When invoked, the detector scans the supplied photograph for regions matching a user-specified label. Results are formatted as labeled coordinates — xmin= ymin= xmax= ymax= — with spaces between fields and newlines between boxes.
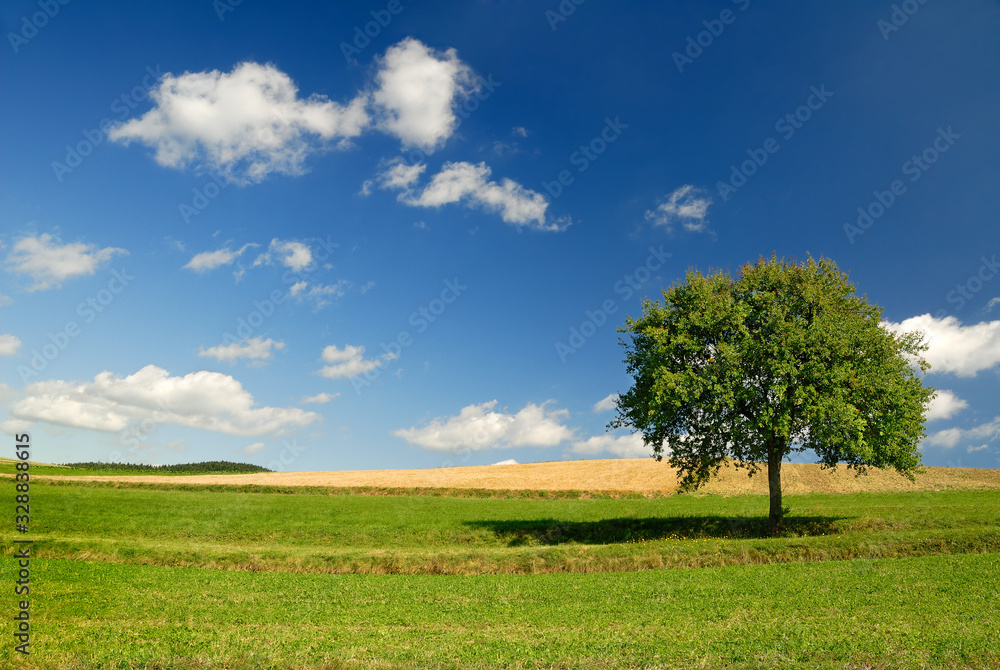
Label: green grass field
xmin=2 ymin=476 xmax=999 ymax=668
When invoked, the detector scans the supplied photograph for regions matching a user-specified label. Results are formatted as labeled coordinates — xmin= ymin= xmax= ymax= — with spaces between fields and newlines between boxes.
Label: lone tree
xmin=611 ymin=255 xmax=934 ymax=533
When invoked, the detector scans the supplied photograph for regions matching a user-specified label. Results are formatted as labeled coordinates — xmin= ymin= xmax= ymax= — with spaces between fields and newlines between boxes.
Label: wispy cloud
xmin=317 ymin=344 xmax=395 ymax=379
xmin=644 ymin=185 xmax=712 ymax=233
xmin=592 ymin=393 xmax=618 ymax=413
xmin=198 ymin=337 xmax=285 ymax=364
xmin=183 ymin=243 xmax=257 ymax=272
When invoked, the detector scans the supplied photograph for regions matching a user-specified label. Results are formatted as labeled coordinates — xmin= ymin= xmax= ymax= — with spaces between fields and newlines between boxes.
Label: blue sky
xmin=2 ymin=0 xmax=999 ymax=472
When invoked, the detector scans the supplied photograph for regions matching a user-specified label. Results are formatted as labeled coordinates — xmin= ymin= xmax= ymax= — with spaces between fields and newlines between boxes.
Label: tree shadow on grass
xmin=466 ymin=515 xmax=844 ymax=546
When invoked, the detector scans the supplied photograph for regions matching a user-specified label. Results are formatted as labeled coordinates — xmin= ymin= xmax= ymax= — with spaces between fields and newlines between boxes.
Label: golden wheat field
xmin=35 ymin=459 xmax=1000 ymax=495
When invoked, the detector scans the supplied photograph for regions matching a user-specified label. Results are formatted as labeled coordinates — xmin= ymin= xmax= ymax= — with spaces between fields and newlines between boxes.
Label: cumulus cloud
xmin=370 ymin=37 xmax=478 ymax=152
xmin=392 ymin=400 xmax=573 ymax=451
xmin=317 ymin=344 xmax=395 ymax=379
xmin=570 ymin=433 xmax=650 ymax=459
xmin=645 ymin=185 xmax=712 ymax=233
xmin=108 ymin=39 xmax=482 ymax=184
xmin=0 ymin=334 xmax=21 ymax=357
xmin=5 ymin=233 xmax=127 ymax=291
xmin=925 ymin=390 xmax=969 ymax=422
xmin=183 ymin=243 xmax=256 ymax=272
xmin=925 ymin=417 xmax=1000 ymax=450
xmin=253 ymin=239 xmax=313 ymax=271
xmin=882 ymin=314 xmax=1000 ymax=377
xmin=108 ymin=62 xmax=369 ymax=184
xmin=302 ymin=392 xmax=339 ymax=404
xmin=198 ymin=337 xmax=285 ymax=364
xmin=9 ymin=365 xmax=320 ymax=436
xmin=593 ymin=393 xmax=618 ymax=413
xmin=373 ymin=159 xmax=559 ymax=230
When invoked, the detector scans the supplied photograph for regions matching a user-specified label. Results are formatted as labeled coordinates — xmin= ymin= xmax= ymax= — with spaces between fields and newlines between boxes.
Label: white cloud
xmin=925 ymin=427 xmax=962 ymax=449
xmin=253 ymin=239 xmax=313 ymax=271
xmin=317 ymin=344 xmax=395 ymax=379
xmin=243 ymin=442 xmax=266 ymax=455
xmin=9 ymin=365 xmax=320 ymax=436
xmin=5 ymin=233 xmax=127 ymax=291
xmin=376 ymin=160 xmax=427 ymax=190
xmin=987 ymin=297 xmax=1000 ymax=312
xmin=0 ymin=294 xmax=12 ymax=306
xmin=925 ymin=390 xmax=968 ymax=421
xmin=0 ymin=334 xmax=21 ymax=357
xmin=392 ymin=400 xmax=573 ymax=451
xmin=291 ymin=280 xmax=351 ymax=309
xmin=183 ymin=243 xmax=256 ymax=272
xmin=645 ymin=185 xmax=712 ymax=233
xmin=593 ymin=393 xmax=618 ymax=413
xmin=491 ymin=458 xmax=519 ymax=465
xmin=370 ymin=37 xmax=478 ymax=152
xmin=967 ymin=444 xmax=990 ymax=454
xmin=198 ymin=337 xmax=285 ymax=364
xmin=882 ymin=314 xmax=1000 ymax=377
xmin=511 ymin=126 xmax=528 ymax=138
xmin=570 ymin=433 xmax=649 ymax=459
xmin=302 ymin=392 xmax=339 ymax=404
xmin=925 ymin=417 xmax=1000 ymax=450
xmin=109 ymin=61 xmax=369 ymax=184
xmin=0 ymin=420 xmax=33 ymax=436
xmin=375 ymin=160 xmax=559 ymax=230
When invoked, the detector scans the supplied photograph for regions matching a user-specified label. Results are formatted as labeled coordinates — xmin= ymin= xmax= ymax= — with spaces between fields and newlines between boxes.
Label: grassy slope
xmin=1 ymin=553 xmax=996 ymax=669
xmin=4 ymin=481 xmax=999 ymax=574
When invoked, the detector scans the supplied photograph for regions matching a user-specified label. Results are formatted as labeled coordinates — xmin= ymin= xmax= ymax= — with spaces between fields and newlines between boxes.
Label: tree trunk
xmin=767 ymin=444 xmax=783 ymax=535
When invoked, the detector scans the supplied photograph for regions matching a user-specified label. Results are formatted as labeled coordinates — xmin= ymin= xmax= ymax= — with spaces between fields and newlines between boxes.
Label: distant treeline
xmin=60 ymin=461 xmax=273 ymax=473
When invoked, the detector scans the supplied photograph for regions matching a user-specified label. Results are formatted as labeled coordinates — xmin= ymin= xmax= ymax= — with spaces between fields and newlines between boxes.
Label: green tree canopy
xmin=611 ymin=254 xmax=934 ymax=532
